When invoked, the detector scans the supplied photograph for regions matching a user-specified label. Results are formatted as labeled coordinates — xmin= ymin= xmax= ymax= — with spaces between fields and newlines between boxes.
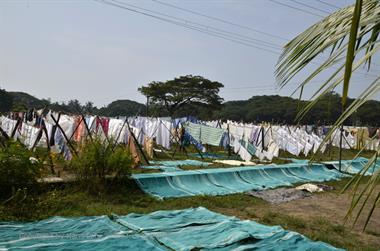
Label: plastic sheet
xmin=323 ymin=157 xmax=379 ymax=175
xmin=0 ymin=207 xmax=343 ymax=250
xmin=133 ymin=163 xmax=346 ymax=199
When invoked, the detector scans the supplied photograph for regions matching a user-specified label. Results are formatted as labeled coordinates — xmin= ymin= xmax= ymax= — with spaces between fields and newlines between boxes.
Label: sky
xmin=1 ymin=0 xmax=379 ymax=107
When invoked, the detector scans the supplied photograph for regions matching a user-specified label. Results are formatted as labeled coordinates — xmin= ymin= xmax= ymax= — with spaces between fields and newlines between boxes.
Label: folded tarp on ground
xmin=150 ymin=159 xmax=211 ymax=167
xmin=133 ymin=163 xmax=346 ymax=199
xmin=141 ymin=159 xmax=212 ymax=172
xmin=140 ymin=165 xmax=182 ymax=172
xmin=323 ymin=157 xmax=380 ymax=175
xmin=283 ymin=158 xmax=310 ymax=164
xmin=190 ymin=152 xmax=241 ymax=160
xmin=0 ymin=207 xmax=343 ymax=250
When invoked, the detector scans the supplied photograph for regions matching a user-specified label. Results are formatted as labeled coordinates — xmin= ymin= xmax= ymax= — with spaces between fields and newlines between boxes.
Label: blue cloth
xmin=172 ymin=116 xmax=198 ymax=128
xmin=183 ymin=131 xmax=205 ymax=151
xmin=0 ymin=208 xmax=343 ymax=250
xmin=133 ymin=163 xmax=347 ymax=199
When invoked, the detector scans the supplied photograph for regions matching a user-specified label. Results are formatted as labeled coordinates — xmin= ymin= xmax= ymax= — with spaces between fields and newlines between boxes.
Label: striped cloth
xmin=183 ymin=122 xmax=225 ymax=146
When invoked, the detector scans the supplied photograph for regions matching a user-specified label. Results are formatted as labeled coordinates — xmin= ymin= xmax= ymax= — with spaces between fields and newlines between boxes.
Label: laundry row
xmin=2 ymin=111 xmax=380 ymax=163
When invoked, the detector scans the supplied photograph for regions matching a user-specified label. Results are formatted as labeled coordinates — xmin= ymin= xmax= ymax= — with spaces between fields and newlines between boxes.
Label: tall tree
xmin=66 ymin=99 xmax=83 ymax=114
xmin=138 ymin=75 xmax=224 ymax=117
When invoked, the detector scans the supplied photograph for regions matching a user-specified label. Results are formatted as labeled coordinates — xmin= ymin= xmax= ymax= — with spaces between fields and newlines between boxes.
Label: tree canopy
xmin=0 ymin=88 xmax=13 ymax=113
xmin=138 ymin=75 xmax=224 ymax=117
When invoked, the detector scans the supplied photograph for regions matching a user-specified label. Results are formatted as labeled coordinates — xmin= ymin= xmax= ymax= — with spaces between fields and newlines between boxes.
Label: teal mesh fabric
xmin=0 ymin=215 xmax=165 ymax=251
xmin=0 ymin=207 xmax=343 ymax=250
xmin=133 ymin=164 xmax=347 ymax=199
xmin=116 ymin=207 xmax=344 ymax=251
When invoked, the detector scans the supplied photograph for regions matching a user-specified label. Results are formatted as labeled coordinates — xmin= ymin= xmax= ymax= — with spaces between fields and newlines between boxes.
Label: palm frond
xmin=276 ymin=0 xmax=380 ymax=88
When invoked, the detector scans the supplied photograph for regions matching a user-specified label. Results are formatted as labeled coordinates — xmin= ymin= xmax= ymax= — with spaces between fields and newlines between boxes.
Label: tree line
xmin=1 ymin=75 xmax=379 ymax=126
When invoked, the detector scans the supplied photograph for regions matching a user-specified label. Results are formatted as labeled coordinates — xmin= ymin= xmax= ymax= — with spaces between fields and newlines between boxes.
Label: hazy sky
xmin=1 ymin=0 xmax=379 ymax=107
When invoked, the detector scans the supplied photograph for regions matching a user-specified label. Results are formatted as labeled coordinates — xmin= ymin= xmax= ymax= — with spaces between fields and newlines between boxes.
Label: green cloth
xmin=240 ymin=139 xmax=257 ymax=155
xmin=0 ymin=207 xmax=343 ymax=250
xmin=183 ymin=122 xmax=225 ymax=146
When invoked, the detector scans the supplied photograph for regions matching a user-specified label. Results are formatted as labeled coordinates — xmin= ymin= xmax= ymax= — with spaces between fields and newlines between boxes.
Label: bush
xmin=70 ymin=138 xmax=132 ymax=192
xmin=0 ymin=141 xmax=43 ymax=199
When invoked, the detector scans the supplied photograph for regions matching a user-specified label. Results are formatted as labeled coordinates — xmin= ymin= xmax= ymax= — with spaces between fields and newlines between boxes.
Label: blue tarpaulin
xmin=133 ymin=163 xmax=346 ymax=199
xmin=323 ymin=157 xmax=380 ymax=175
xmin=0 ymin=207 xmax=343 ymax=250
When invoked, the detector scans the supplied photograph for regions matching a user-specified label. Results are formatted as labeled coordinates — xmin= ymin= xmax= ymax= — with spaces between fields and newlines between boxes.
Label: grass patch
xmin=0 ymin=177 xmax=379 ymax=250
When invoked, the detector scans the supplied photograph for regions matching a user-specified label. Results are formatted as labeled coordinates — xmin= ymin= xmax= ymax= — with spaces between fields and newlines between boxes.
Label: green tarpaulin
xmin=0 ymin=207 xmax=343 ymax=250
xmin=133 ymin=163 xmax=347 ymax=199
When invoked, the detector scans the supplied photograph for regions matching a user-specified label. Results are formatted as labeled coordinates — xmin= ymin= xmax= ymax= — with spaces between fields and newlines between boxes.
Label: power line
xmin=268 ymin=0 xmax=325 ymax=18
xmin=152 ymin=0 xmax=380 ymax=70
xmin=314 ymin=0 xmax=340 ymax=10
xmin=152 ymin=0 xmax=289 ymax=41
xmin=95 ymin=0 xmax=282 ymax=54
xmin=289 ymin=0 xmax=331 ymax=15
xmin=119 ymin=0 xmax=282 ymax=49
xmin=97 ymin=0 xmax=283 ymax=52
xmin=96 ymin=0 xmax=378 ymax=78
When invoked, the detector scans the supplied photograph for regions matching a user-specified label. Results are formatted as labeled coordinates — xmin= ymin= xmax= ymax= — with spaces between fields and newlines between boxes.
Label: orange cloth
xmin=144 ymin=136 xmax=154 ymax=158
xmin=128 ymin=136 xmax=141 ymax=167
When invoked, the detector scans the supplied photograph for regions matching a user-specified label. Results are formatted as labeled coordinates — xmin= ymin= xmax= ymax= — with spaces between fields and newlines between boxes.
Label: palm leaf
xmin=276 ymin=0 xmax=380 ymax=230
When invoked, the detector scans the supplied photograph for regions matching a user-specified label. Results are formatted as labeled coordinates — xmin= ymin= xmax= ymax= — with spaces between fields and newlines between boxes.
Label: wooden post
xmin=81 ymin=114 xmax=93 ymax=142
xmin=111 ymin=117 xmax=128 ymax=152
xmin=51 ymin=113 xmax=78 ymax=157
xmin=339 ymin=125 xmax=344 ymax=172
xmin=10 ymin=118 xmax=22 ymax=138
xmin=31 ymin=128 xmax=43 ymax=151
xmin=0 ymin=127 xmax=9 ymax=140
xmin=126 ymin=120 xmax=150 ymax=165
xmin=41 ymin=120 xmax=55 ymax=175
xmin=227 ymin=123 xmax=231 ymax=157
xmin=68 ymin=116 xmax=84 ymax=142
xmin=261 ymin=126 xmax=265 ymax=152
xmin=49 ymin=113 xmax=61 ymax=146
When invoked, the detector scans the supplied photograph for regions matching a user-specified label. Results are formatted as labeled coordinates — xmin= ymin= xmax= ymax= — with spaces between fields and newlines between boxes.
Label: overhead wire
xmin=115 ymin=0 xmax=282 ymax=49
xmin=95 ymin=0 xmax=282 ymax=53
xmin=151 ymin=0 xmax=380 ymax=71
xmin=289 ymin=0 xmax=332 ymax=15
xmin=267 ymin=0 xmax=325 ymax=18
xmin=314 ymin=0 xmax=341 ymax=10
xmin=151 ymin=0 xmax=289 ymax=41
xmin=95 ymin=0 xmax=378 ymax=78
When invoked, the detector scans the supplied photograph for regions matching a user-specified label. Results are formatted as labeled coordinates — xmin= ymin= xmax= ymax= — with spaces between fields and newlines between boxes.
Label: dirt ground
xmin=269 ymin=187 xmax=380 ymax=247
xmin=213 ymin=182 xmax=380 ymax=250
